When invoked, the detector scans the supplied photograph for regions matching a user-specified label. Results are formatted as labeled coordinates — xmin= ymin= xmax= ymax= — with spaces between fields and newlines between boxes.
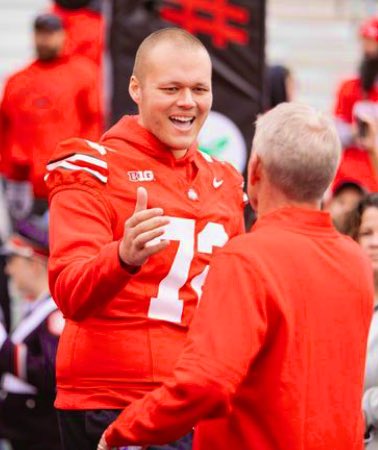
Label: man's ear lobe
xmin=129 ymin=76 xmax=140 ymax=104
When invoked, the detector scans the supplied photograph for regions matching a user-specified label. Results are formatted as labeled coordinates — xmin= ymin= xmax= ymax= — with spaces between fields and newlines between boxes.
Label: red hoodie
xmin=0 ymin=56 xmax=103 ymax=198
xmin=333 ymin=77 xmax=378 ymax=191
xmin=46 ymin=115 xmax=245 ymax=409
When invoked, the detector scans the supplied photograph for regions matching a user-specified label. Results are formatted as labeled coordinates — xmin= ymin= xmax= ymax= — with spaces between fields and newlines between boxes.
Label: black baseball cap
xmin=34 ymin=13 xmax=63 ymax=32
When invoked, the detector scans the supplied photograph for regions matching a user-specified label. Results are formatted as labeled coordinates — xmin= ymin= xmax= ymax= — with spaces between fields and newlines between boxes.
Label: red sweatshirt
xmin=0 ymin=56 xmax=103 ymax=198
xmin=46 ymin=115 xmax=245 ymax=409
xmin=105 ymin=207 xmax=373 ymax=450
xmin=52 ymin=5 xmax=104 ymax=67
xmin=334 ymin=77 xmax=378 ymax=191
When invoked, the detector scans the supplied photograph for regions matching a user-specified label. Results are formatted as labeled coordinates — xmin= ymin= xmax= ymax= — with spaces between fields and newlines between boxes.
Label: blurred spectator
xmin=324 ymin=179 xmax=366 ymax=232
xmin=265 ymin=64 xmax=295 ymax=110
xmin=0 ymin=214 xmax=64 ymax=450
xmin=52 ymin=1 xmax=104 ymax=67
xmin=0 ymin=12 xmax=103 ymax=220
xmin=333 ymin=15 xmax=378 ymax=192
xmin=347 ymin=193 xmax=378 ymax=449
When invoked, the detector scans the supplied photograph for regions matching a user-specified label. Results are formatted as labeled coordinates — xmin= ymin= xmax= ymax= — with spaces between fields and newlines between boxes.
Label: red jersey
xmin=0 ymin=56 xmax=103 ymax=198
xmin=334 ymin=77 xmax=378 ymax=191
xmin=46 ymin=115 xmax=245 ymax=409
xmin=105 ymin=207 xmax=373 ymax=450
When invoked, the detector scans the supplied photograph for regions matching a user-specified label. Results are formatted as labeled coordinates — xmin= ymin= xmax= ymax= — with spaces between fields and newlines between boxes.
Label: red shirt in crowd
xmin=0 ymin=55 xmax=103 ymax=198
xmin=105 ymin=207 xmax=373 ymax=450
xmin=334 ymin=77 xmax=378 ymax=191
xmin=52 ymin=4 xmax=104 ymax=67
xmin=46 ymin=115 xmax=245 ymax=410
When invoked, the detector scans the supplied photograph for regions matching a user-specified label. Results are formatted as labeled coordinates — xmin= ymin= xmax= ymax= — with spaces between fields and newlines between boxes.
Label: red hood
xmin=100 ymin=115 xmax=198 ymax=167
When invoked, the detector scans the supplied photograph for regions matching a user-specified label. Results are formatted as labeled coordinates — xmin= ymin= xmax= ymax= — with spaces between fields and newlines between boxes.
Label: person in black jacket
xmin=0 ymin=214 xmax=64 ymax=450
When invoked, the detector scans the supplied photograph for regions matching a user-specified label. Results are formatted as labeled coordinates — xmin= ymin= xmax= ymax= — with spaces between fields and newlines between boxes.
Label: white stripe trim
xmin=85 ymin=140 xmax=107 ymax=155
xmin=67 ymin=153 xmax=107 ymax=169
xmin=11 ymin=298 xmax=57 ymax=344
xmin=199 ymin=151 xmax=213 ymax=162
xmin=1 ymin=373 xmax=37 ymax=394
xmin=47 ymin=153 xmax=107 ymax=170
xmin=46 ymin=160 xmax=108 ymax=183
xmin=16 ymin=343 xmax=28 ymax=381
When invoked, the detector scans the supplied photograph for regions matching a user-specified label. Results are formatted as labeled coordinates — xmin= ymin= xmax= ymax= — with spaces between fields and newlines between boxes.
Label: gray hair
xmin=253 ymin=102 xmax=341 ymax=202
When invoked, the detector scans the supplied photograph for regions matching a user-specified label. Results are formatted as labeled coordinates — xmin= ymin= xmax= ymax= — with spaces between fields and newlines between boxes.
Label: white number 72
xmin=148 ymin=217 xmax=229 ymax=324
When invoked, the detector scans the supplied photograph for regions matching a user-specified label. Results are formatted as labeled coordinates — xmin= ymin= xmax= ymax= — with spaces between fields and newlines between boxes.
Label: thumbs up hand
xmin=118 ymin=187 xmax=170 ymax=268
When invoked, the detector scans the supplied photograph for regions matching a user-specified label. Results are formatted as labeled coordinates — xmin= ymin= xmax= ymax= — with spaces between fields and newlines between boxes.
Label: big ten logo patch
xmin=127 ymin=170 xmax=155 ymax=182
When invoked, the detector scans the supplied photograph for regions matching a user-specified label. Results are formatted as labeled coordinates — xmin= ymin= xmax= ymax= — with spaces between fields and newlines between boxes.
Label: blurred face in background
xmin=362 ymin=37 xmax=378 ymax=59
xmin=326 ymin=184 xmax=364 ymax=232
xmin=358 ymin=206 xmax=378 ymax=275
xmin=5 ymin=255 xmax=45 ymax=299
xmin=34 ymin=29 xmax=65 ymax=61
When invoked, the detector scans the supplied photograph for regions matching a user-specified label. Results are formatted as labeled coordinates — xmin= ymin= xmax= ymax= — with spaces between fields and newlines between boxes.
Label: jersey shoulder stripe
xmin=46 ymin=138 xmax=109 ymax=184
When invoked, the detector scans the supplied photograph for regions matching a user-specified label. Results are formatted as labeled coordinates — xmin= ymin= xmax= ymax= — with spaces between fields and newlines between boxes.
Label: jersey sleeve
xmin=46 ymin=138 xmax=133 ymax=320
xmin=0 ymin=310 xmax=63 ymax=394
xmin=104 ymin=247 xmax=268 ymax=447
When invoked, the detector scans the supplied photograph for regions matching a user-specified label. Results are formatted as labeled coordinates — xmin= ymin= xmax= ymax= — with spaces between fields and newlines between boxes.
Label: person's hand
xmin=354 ymin=113 xmax=378 ymax=153
xmin=5 ymin=180 xmax=33 ymax=220
xmin=97 ymin=433 xmax=110 ymax=450
xmin=119 ymin=187 xmax=170 ymax=268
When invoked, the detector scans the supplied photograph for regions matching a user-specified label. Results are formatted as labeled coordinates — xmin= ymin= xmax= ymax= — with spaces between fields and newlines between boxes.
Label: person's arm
xmin=48 ymin=185 xmax=132 ymax=320
xmin=363 ymin=388 xmax=378 ymax=436
xmin=101 ymin=249 xmax=268 ymax=448
xmin=334 ymin=80 xmax=355 ymax=148
xmin=48 ymin=158 xmax=169 ymax=321
xmin=354 ymin=113 xmax=378 ymax=177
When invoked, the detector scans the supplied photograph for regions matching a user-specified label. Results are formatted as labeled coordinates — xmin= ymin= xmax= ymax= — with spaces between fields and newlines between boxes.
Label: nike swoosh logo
xmin=213 ymin=178 xmax=224 ymax=189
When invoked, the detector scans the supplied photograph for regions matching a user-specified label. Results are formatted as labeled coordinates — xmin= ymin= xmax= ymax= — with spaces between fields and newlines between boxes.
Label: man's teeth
xmin=171 ymin=116 xmax=193 ymax=123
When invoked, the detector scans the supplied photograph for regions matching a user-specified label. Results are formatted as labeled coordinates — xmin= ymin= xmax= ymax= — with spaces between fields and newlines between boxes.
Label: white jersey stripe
xmin=46 ymin=160 xmax=108 ymax=183
xmin=11 ymin=298 xmax=57 ymax=343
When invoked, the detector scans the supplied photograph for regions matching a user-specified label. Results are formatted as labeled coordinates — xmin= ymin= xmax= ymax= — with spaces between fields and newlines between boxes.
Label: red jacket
xmin=52 ymin=5 xmax=104 ymax=67
xmin=105 ymin=207 xmax=373 ymax=450
xmin=334 ymin=77 xmax=378 ymax=191
xmin=46 ymin=115 xmax=245 ymax=409
xmin=0 ymin=56 xmax=103 ymax=198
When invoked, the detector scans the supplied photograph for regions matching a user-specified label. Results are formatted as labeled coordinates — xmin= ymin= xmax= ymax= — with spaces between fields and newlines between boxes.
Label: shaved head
xmin=133 ymin=28 xmax=211 ymax=82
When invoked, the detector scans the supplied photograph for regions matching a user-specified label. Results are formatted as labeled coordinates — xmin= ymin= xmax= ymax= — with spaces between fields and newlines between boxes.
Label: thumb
xmin=134 ymin=186 xmax=148 ymax=213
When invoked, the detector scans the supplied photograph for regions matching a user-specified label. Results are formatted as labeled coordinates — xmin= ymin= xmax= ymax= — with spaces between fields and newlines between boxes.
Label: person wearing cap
xmin=0 ymin=215 xmax=64 ymax=450
xmin=0 ymin=12 xmax=103 ymax=220
xmin=333 ymin=15 xmax=378 ymax=193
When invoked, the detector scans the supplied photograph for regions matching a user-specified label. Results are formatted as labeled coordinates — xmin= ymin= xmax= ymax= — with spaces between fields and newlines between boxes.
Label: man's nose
xmin=370 ymin=232 xmax=378 ymax=246
xmin=177 ymin=88 xmax=195 ymax=108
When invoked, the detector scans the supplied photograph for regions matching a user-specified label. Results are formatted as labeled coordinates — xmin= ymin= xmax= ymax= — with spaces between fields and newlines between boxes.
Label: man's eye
xmin=162 ymin=87 xmax=178 ymax=93
xmin=193 ymin=87 xmax=208 ymax=93
xmin=359 ymin=230 xmax=373 ymax=237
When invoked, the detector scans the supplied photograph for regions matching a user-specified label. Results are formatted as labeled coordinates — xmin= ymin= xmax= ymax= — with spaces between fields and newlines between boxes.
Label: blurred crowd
xmin=1 ymin=1 xmax=378 ymax=449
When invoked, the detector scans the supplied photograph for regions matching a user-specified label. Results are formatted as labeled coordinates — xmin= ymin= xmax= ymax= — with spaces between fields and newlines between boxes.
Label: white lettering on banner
xmin=148 ymin=218 xmax=229 ymax=323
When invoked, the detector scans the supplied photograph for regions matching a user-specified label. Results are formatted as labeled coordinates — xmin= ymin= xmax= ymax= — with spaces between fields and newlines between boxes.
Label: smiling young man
xmin=45 ymin=28 xmax=245 ymax=450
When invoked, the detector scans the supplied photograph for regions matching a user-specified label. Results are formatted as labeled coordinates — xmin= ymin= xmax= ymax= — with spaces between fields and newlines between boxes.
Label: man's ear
xmin=129 ymin=75 xmax=141 ymax=104
xmin=249 ymin=153 xmax=262 ymax=186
